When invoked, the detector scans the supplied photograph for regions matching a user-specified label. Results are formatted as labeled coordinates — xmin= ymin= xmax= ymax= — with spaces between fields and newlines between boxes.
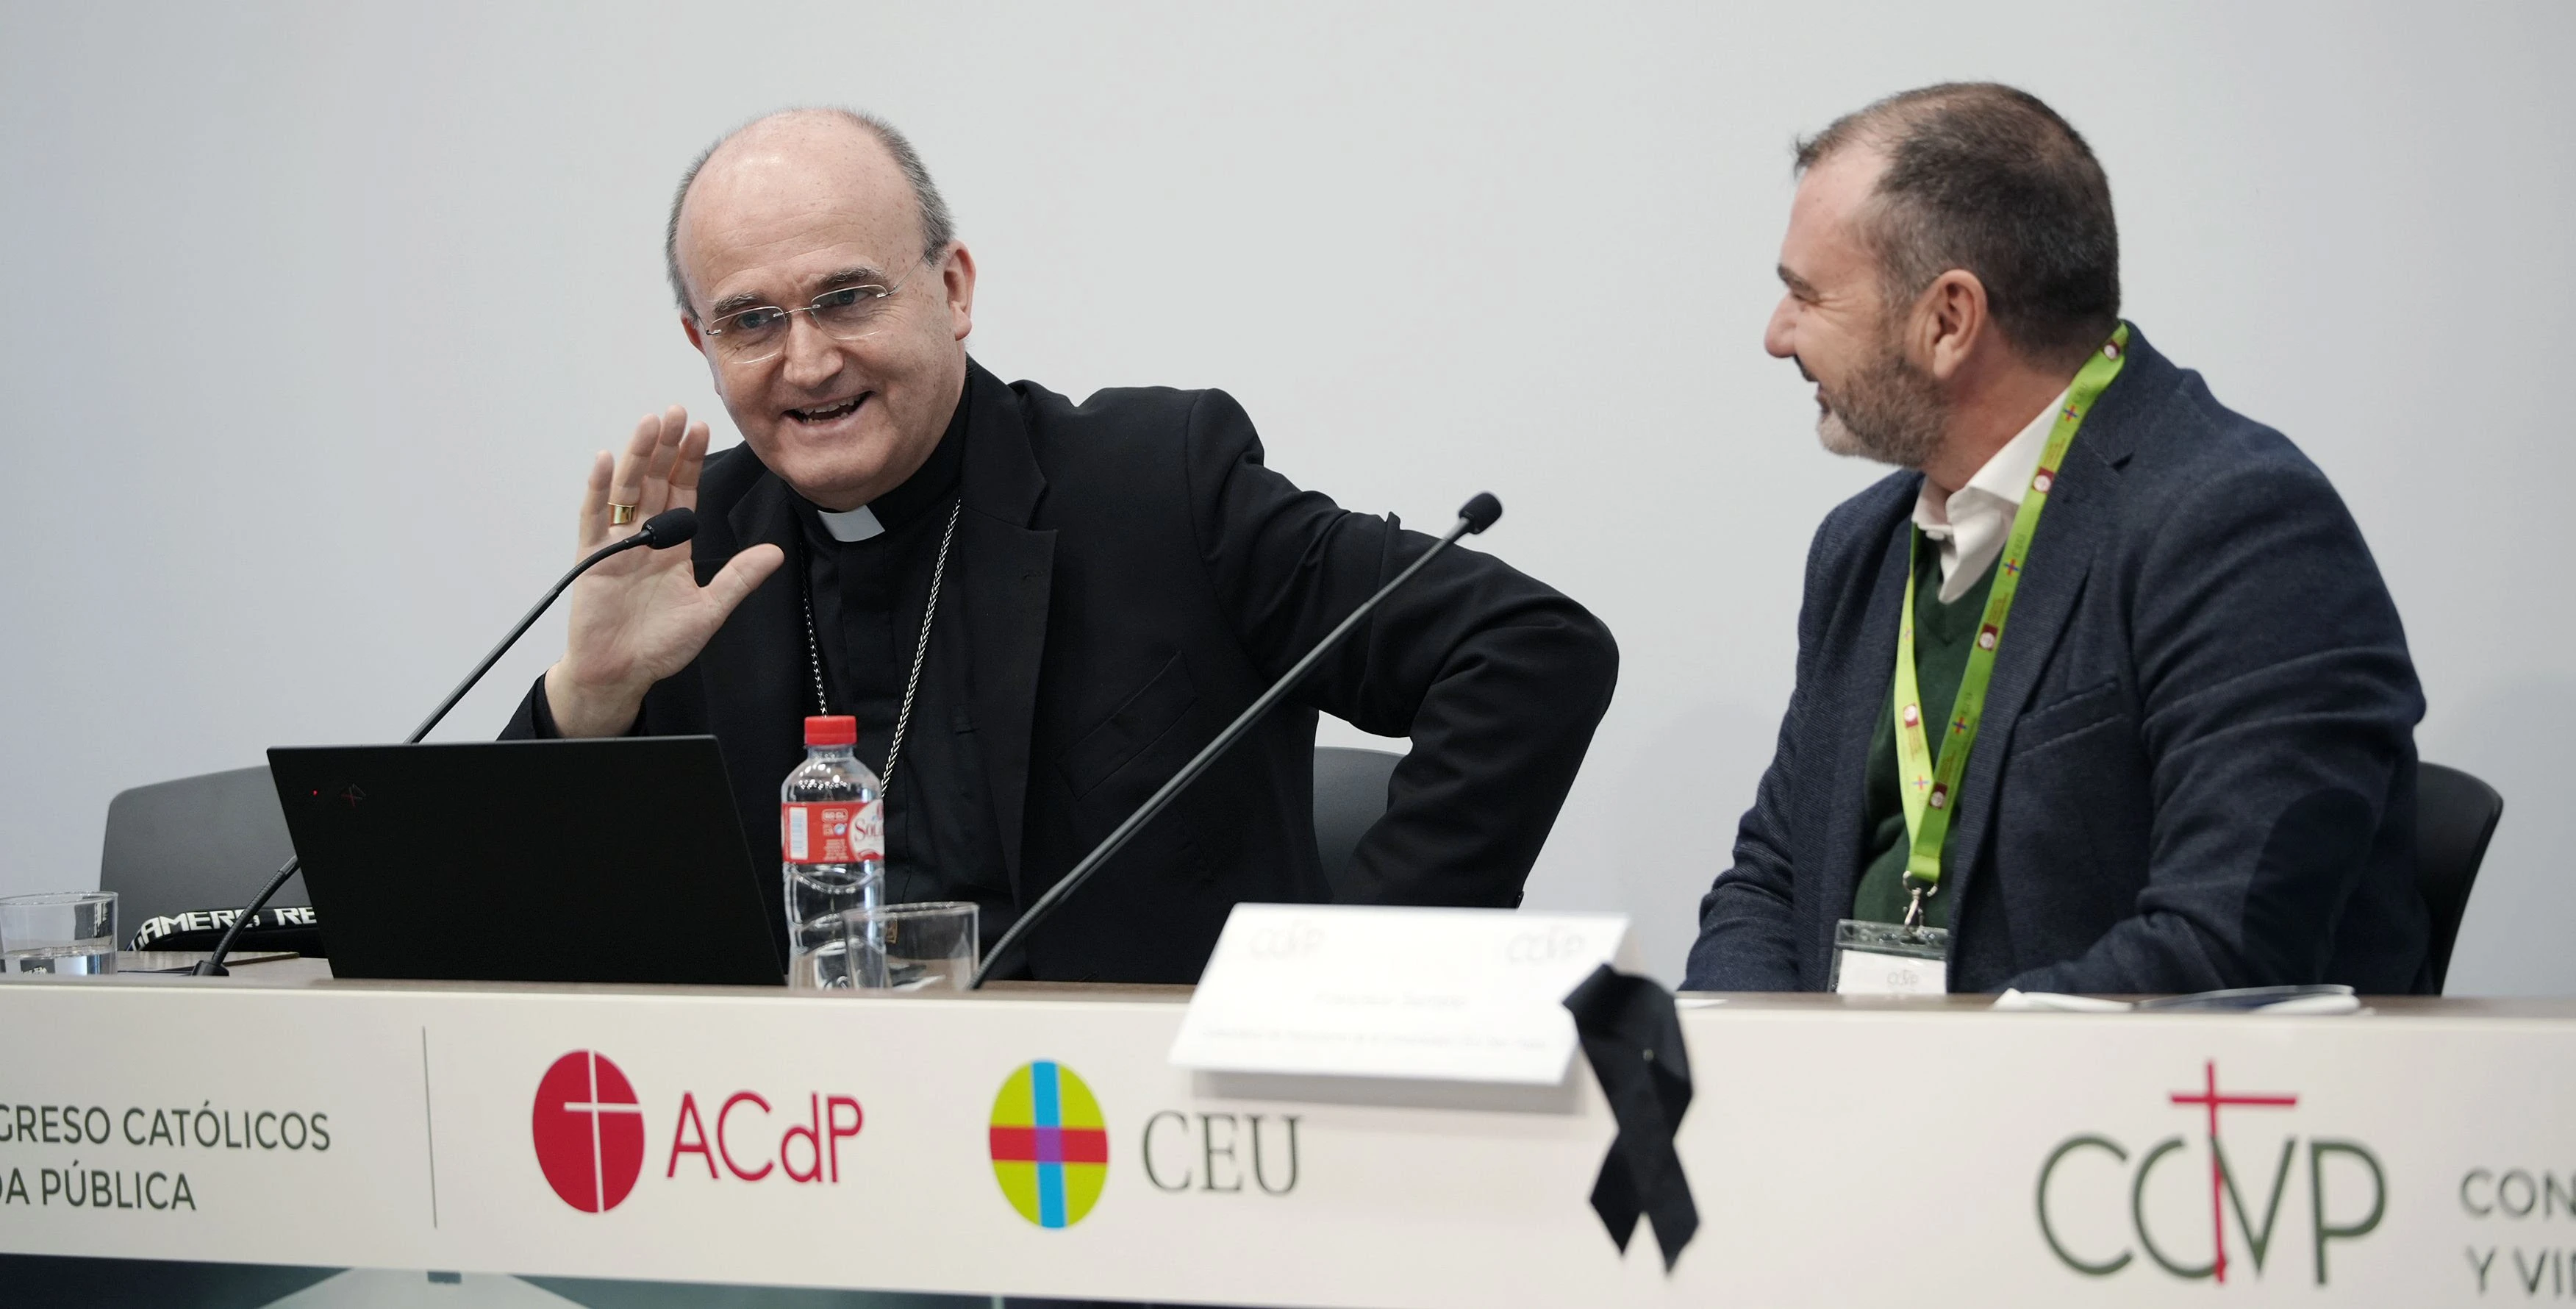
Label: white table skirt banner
xmin=1 ymin=978 xmax=2572 ymax=1307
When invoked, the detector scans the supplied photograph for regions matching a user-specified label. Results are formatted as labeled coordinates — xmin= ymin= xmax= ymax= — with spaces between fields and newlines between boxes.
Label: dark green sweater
xmin=1852 ymin=543 xmax=1998 ymax=929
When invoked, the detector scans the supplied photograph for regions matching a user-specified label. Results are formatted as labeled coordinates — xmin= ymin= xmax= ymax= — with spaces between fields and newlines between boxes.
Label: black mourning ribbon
xmin=1563 ymin=963 xmax=1699 ymax=1271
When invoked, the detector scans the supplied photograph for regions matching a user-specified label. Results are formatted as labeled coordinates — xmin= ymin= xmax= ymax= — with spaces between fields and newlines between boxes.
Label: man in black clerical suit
xmin=504 ymin=107 xmax=1617 ymax=982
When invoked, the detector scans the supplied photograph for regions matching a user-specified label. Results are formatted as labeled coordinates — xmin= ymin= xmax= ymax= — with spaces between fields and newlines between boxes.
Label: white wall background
xmin=1 ymin=1 xmax=2568 ymax=993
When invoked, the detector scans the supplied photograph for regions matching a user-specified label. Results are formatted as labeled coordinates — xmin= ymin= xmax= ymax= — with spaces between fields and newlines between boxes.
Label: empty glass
xmin=830 ymin=901 xmax=978 ymax=992
xmin=1 ymin=891 xmax=118 ymax=976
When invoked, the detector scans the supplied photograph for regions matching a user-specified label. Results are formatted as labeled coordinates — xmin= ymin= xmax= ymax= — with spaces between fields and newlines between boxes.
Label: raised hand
xmin=542 ymin=406 xmax=785 ymax=737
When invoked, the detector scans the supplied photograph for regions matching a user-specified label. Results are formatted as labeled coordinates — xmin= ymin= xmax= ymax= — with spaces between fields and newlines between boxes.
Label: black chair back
xmin=99 ymin=766 xmax=305 ymax=947
xmin=1312 ymin=746 xmax=1402 ymax=893
xmin=2417 ymin=760 xmax=2504 ymax=994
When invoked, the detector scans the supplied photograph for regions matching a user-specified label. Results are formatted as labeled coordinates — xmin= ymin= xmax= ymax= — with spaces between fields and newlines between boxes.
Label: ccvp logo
xmin=532 ymin=1050 xmax=645 ymax=1213
xmin=2036 ymin=1060 xmax=2385 ymax=1287
xmin=989 ymin=1060 xmax=1108 ymax=1228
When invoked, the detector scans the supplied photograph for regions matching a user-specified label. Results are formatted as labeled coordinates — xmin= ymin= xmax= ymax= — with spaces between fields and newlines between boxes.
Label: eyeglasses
xmin=697 ymin=262 xmax=926 ymax=365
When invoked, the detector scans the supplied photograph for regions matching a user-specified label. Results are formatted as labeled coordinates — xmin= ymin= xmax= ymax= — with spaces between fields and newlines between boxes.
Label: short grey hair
xmin=662 ymin=107 xmax=958 ymax=315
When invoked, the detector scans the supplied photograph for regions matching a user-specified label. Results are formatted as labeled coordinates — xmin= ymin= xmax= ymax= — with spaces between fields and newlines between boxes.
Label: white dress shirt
xmin=1912 ymin=387 xmax=2072 ymax=602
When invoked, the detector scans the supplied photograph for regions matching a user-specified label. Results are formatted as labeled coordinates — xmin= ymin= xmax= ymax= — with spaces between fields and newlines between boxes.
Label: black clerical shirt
xmin=526 ymin=391 xmax=1019 ymax=940
xmin=793 ymin=393 xmax=1017 ymax=928
xmin=513 ymin=357 xmax=1622 ymax=982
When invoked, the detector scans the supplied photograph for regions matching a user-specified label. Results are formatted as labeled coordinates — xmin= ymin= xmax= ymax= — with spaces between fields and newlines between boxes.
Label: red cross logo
xmin=532 ymin=1051 xmax=647 ymax=1213
xmin=2169 ymin=1060 xmax=2298 ymax=1284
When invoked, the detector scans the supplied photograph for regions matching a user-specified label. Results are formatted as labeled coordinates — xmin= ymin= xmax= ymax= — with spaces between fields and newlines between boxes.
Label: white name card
xmin=1167 ymin=904 xmax=1636 ymax=1085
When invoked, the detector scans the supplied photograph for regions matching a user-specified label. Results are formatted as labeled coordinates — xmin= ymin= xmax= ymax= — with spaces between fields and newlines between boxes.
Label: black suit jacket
xmin=1684 ymin=329 xmax=2428 ymax=994
xmin=509 ymin=360 xmax=1619 ymax=982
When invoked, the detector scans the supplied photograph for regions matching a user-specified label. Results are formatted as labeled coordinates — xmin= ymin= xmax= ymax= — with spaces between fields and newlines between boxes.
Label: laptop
xmin=268 ymin=737 xmax=783 ymax=985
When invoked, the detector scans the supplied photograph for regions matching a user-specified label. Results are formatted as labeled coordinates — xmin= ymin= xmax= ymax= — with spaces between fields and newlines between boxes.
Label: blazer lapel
xmin=954 ymin=362 xmax=1056 ymax=896
xmin=707 ymin=474 xmax=807 ymax=748
xmin=1818 ymin=505 xmax=1915 ymax=959
xmin=1939 ymin=346 xmax=2164 ymax=909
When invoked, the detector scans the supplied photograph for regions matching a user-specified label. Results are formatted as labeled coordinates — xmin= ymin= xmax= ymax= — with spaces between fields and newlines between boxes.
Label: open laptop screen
xmin=269 ymin=737 xmax=781 ymax=985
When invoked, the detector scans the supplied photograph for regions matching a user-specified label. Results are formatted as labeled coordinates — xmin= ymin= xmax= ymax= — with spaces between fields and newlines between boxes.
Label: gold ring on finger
xmin=608 ymin=502 xmax=639 ymax=525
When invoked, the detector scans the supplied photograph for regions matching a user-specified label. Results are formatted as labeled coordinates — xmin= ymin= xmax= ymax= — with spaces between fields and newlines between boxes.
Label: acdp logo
xmin=2036 ymin=1060 xmax=2386 ymax=1287
xmin=989 ymin=1060 xmax=1108 ymax=1228
xmin=532 ymin=1051 xmax=645 ymax=1213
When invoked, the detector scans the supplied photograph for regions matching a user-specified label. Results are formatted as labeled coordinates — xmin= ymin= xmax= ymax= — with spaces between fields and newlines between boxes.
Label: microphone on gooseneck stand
xmin=191 ymin=507 xmax=702 ymax=977
xmin=968 ymin=492 xmax=1504 ymax=988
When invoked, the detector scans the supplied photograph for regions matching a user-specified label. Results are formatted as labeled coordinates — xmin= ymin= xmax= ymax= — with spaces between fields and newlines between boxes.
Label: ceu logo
xmin=532 ymin=1051 xmax=645 ymax=1213
xmin=989 ymin=1061 xmax=1108 ymax=1228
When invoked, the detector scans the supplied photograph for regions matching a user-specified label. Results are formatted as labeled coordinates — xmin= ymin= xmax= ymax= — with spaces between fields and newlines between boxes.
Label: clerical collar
xmin=794 ymin=382 xmax=970 ymax=541
xmin=817 ymin=504 xmax=884 ymax=542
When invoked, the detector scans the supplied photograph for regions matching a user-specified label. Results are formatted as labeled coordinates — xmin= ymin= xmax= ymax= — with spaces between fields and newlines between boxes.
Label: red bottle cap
xmin=804 ymin=716 xmax=857 ymax=747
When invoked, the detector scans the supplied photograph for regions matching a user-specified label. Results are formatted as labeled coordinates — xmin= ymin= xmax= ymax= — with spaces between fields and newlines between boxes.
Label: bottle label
xmin=781 ymin=801 xmax=882 ymax=864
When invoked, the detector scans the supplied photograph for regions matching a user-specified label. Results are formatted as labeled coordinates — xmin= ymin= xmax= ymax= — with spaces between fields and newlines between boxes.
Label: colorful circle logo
xmin=988 ymin=1060 xmax=1107 ymax=1228
xmin=532 ymin=1050 xmax=645 ymax=1213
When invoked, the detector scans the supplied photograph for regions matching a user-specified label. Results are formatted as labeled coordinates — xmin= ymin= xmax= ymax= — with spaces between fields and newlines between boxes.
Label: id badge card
xmin=1829 ymin=919 xmax=1950 ymax=995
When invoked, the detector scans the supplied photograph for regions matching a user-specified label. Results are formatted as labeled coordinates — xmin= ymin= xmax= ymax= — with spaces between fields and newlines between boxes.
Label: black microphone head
xmin=1459 ymin=493 xmax=1503 ymax=535
xmin=637 ymin=507 xmax=698 ymax=549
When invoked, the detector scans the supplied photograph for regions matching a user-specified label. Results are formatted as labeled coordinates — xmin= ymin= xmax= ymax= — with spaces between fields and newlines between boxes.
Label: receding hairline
xmin=1795 ymin=83 xmax=1990 ymax=175
xmin=663 ymin=107 xmax=955 ymax=315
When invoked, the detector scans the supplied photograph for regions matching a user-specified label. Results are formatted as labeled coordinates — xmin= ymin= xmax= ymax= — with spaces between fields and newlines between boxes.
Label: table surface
xmin=83 ymin=949 xmax=2576 ymax=1018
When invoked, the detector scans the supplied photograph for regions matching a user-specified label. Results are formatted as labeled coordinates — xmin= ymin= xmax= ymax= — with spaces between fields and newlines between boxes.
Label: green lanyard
xmin=1892 ymin=324 xmax=2130 ymax=927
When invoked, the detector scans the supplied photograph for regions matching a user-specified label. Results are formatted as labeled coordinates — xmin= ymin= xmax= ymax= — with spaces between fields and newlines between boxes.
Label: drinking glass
xmin=832 ymin=901 xmax=978 ymax=992
xmin=1 ymin=891 xmax=118 ymax=976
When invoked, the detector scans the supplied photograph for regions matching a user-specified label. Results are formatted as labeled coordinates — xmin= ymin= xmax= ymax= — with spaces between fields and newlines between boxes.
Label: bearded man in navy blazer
xmin=1684 ymin=84 xmax=2429 ymax=994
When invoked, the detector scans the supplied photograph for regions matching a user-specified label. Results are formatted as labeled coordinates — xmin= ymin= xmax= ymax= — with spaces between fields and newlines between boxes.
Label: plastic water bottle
xmin=780 ymin=715 xmax=883 ymax=987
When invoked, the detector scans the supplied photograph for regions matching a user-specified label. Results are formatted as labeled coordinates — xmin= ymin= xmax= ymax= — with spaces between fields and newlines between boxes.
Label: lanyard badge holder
xmin=1831 ymin=326 xmax=2130 ymax=996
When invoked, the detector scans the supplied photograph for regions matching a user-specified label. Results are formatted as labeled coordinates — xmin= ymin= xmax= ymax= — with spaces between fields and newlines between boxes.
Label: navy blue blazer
xmin=1684 ymin=329 xmax=2428 ymax=994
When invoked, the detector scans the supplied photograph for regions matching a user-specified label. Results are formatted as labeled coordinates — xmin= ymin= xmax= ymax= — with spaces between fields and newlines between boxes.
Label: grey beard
xmin=1816 ymin=349 xmax=1945 ymax=470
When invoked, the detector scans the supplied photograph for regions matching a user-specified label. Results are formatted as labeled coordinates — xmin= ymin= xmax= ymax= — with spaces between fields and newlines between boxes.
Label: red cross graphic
xmin=2169 ymin=1060 xmax=2297 ymax=1283
xmin=534 ymin=1052 xmax=647 ymax=1213
xmin=562 ymin=1077 xmax=643 ymax=1210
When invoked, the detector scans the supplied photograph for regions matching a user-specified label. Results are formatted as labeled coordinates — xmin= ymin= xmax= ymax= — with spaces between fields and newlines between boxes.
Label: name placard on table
xmin=1167 ymin=905 xmax=1640 ymax=1084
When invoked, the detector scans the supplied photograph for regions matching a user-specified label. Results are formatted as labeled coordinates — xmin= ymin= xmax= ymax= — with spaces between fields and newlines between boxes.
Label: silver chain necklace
xmin=797 ymin=497 xmax=962 ymax=798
